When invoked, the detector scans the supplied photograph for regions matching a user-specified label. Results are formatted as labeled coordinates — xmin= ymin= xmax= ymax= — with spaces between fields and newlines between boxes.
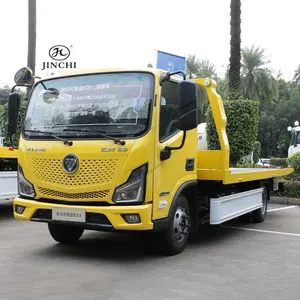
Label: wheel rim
xmin=173 ymin=207 xmax=189 ymax=243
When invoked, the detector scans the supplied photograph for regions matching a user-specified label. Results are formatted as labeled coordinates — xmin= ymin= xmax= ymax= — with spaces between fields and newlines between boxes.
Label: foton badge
xmin=62 ymin=153 xmax=79 ymax=174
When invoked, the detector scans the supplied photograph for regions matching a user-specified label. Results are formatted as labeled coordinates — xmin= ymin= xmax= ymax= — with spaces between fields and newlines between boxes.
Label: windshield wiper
xmin=24 ymin=130 xmax=73 ymax=146
xmin=63 ymin=128 xmax=126 ymax=145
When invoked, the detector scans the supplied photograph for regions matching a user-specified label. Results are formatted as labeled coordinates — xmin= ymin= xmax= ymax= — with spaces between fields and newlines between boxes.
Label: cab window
xmin=159 ymin=81 xmax=180 ymax=142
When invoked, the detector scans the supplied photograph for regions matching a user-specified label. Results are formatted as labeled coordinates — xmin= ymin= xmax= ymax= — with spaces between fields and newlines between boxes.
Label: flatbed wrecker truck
xmin=8 ymin=67 xmax=293 ymax=255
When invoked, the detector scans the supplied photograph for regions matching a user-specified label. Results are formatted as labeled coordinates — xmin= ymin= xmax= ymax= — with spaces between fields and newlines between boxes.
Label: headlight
xmin=18 ymin=165 xmax=36 ymax=198
xmin=113 ymin=164 xmax=147 ymax=204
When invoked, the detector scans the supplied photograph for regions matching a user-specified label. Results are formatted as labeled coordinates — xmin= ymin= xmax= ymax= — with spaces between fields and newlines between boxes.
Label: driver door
xmin=153 ymin=80 xmax=197 ymax=220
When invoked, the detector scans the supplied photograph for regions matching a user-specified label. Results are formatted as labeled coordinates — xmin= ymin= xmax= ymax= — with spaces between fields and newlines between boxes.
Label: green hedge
xmin=287 ymin=152 xmax=300 ymax=172
xmin=206 ymin=99 xmax=260 ymax=165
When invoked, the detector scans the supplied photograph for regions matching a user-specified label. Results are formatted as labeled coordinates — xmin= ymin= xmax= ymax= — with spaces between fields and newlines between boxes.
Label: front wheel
xmin=162 ymin=196 xmax=190 ymax=256
xmin=251 ymin=186 xmax=268 ymax=223
xmin=48 ymin=223 xmax=84 ymax=244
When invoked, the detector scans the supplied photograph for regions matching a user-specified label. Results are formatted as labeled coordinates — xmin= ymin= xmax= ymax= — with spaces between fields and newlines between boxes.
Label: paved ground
xmin=1 ymin=201 xmax=300 ymax=300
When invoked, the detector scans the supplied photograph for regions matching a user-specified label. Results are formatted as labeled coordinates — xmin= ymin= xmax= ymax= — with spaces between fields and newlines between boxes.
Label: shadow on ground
xmin=0 ymin=201 xmax=13 ymax=221
xmin=31 ymin=223 xmax=240 ymax=263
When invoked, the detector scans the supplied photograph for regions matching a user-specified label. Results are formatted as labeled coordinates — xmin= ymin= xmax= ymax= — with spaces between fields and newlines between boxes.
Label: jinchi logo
xmin=49 ymin=45 xmax=70 ymax=61
xmin=42 ymin=44 xmax=76 ymax=71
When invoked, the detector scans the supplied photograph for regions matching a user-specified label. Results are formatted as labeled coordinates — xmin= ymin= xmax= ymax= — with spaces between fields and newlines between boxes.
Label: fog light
xmin=121 ymin=214 xmax=141 ymax=224
xmin=15 ymin=205 xmax=26 ymax=214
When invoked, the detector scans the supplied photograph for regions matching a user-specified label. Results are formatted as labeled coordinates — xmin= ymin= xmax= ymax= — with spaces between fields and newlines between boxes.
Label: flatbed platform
xmin=197 ymin=163 xmax=293 ymax=184
xmin=226 ymin=167 xmax=294 ymax=184
xmin=230 ymin=168 xmax=277 ymax=174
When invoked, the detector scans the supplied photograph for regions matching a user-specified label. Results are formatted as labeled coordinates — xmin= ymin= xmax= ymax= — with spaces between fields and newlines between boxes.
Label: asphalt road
xmin=1 ymin=201 xmax=300 ymax=300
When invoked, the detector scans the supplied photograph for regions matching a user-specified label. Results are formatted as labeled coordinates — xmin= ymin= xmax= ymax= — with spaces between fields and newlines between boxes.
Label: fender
xmin=167 ymin=180 xmax=198 ymax=218
xmin=152 ymin=180 xmax=197 ymax=232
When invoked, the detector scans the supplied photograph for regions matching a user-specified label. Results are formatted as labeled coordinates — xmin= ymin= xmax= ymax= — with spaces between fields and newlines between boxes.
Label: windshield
xmin=24 ymin=72 xmax=154 ymax=139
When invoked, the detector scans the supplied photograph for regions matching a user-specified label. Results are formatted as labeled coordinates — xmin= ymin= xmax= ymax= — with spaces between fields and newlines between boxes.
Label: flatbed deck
xmin=226 ymin=167 xmax=294 ymax=184
xmin=230 ymin=168 xmax=278 ymax=174
xmin=197 ymin=162 xmax=293 ymax=184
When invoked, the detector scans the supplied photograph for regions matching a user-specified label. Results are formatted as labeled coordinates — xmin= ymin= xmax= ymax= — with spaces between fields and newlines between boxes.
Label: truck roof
xmin=38 ymin=67 xmax=169 ymax=82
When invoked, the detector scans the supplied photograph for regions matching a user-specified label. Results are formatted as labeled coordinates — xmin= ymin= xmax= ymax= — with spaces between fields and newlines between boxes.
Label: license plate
xmin=52 ymin=208 xmax=86 ymax=223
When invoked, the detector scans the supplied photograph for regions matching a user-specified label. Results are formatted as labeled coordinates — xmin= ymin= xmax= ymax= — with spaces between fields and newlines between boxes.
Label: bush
xmin=287 ymin=152 xmax=300 ymax=172
xmin=206 ymin=99 xmax=260 ymax=165
xmin=275 ymin=180 xmax=300 ymax=198
xmin=270 ymin=157 xmax=287 ymax=168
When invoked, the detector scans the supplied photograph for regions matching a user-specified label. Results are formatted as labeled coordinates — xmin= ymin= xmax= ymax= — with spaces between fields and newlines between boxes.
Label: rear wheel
xmin=251 ymin=186 xmax=268 ymax=223
xmin=48 ymin=223 xmax=84 ymax=244
xmin=162 ymin=196 xmax=190 ymax=256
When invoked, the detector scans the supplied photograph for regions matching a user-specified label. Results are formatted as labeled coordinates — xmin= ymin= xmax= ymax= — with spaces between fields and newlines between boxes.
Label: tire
xmin=48 ymin=223 xmax=84 ymax=244
xmin=162 ymin=195 xmax=190 ymax=256
xmin=251 ymin=186 xmax=268 ymax=223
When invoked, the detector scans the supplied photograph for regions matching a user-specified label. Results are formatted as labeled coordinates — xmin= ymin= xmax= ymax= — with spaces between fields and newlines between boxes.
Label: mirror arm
xmin=159 ymin=71 xmax=187 ymax=86
xmin=160 ymin=131 xmax=187 ymax=161
xmin=11 ymin=84 xmax=33 ymax=93
xmin=165 ymin=131 xmax=187 ymax=151
xmin=169 ymin=71 xmax=186 ymax=80
xmin=10 ymin=134 xmax=18 ymax=150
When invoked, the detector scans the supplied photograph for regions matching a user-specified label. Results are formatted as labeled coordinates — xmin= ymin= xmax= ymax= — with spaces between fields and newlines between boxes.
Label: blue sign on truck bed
xmin=156 ymin=50 xmax=186 ymax=72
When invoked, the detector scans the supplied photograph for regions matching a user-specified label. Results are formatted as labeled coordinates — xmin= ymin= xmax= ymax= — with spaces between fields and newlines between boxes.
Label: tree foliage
xmin=0 ymin=86 xmax=11 ymax=105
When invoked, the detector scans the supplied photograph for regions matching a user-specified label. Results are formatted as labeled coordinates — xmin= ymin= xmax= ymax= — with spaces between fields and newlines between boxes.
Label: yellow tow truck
xmin=8 ymin=67 xmax=293 ymax=255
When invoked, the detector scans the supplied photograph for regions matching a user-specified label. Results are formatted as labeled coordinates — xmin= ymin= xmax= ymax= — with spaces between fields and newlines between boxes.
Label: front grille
xmin=32 ymin=158 xmax=119 ymax=187
xmin=38 ymin=187 xmax=109 ymax=200
xmin=37 ymin=199 xmax=110 ymax=206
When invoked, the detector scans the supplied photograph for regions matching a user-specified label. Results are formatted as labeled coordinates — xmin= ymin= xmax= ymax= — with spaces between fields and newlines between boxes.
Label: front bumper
xmin=13 ymin=197 xmax=154 ymax=231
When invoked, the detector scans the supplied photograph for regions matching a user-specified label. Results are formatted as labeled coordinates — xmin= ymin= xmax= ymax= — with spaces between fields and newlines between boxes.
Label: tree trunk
xmin=27 ymin=0 xmax=36 ymax=98
xmin=228 ymin=0 xmax=241 ymax=100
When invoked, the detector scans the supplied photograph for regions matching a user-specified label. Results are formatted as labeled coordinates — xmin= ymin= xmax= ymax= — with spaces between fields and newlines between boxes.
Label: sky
xmin=0 ymin=0 xmax=299 ymax=87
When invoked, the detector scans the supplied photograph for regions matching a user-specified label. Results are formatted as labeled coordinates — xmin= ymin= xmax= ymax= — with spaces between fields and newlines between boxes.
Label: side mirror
xmin=14 ymin=67 xmax=33 ymax=85
xmin=40 ymin=88 xmax=60 ymax=104
xmin=178 ymin=80 xmax=198 ymax=131
xmin=8 ymin=92 xmax=21 ymax=135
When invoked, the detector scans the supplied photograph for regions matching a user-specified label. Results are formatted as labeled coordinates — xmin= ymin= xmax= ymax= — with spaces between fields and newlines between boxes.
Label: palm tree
xmin=241 ymin=45 xmax=276 ymax=103
xmin=186 ymin=54 xmax=200 ymax=79
xmin=186 ymin=55 xmax=218 ymax=79
xmin=197 ymin=60 xmax=218 ymax=79
xmin=27 ymin=0 xmax=36 ymax=88
xmin=228 ymin=0 xmax=241 ymax=100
